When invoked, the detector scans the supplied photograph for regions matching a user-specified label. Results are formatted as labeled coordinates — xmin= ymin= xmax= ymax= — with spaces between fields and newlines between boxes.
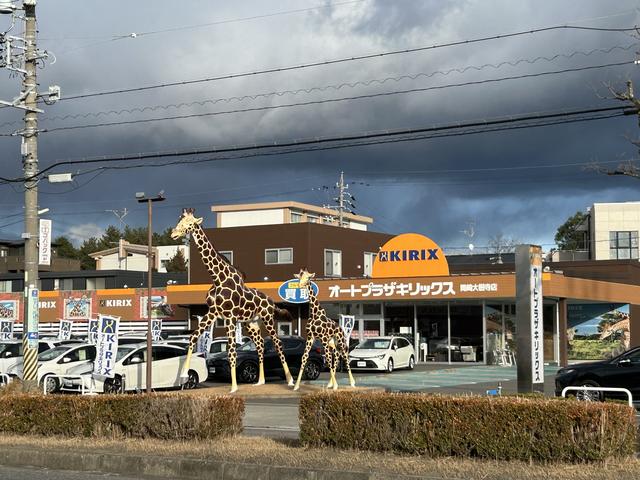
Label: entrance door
xmin=416 ymin=304 xmax=448 ymax=362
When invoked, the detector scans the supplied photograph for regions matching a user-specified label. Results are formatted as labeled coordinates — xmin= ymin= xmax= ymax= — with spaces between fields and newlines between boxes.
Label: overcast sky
xmin=0 ymin=0 xmax=638 ymax=252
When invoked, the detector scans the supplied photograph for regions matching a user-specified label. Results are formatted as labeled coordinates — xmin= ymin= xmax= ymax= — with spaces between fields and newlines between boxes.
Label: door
xmin=397 ymin=337 xmax=413 ymax=366
xmin=606 ymin=349 xmax=640 ymax=398
xmin=120 ymin=348 xmax=146 ymax=391
xmin=56 ymin=345 xmax=96 ymax=376
xmin=152 ymin=346 xmax=183 ymax=388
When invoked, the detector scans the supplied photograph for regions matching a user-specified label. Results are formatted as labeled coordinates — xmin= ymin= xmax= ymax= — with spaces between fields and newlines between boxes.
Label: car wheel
xmin=41 ymin=375 xmax=59 ymax=394
xmin=104 ymin=375 xmax=124 ymax=394
xmin=408 ymin=356 xmax=415 ymax=370
xmin=239 ymin=361 xmax=259 ymax=384
xmin=575 ymin=380 xmax=603 ymax=402
xmin=386 ymin=358 xmax=394 ymax=373
xmin=183 ymin=370 xmax=199 ymax=390
xmin=304 ymin=360 xmax=321 ymax=381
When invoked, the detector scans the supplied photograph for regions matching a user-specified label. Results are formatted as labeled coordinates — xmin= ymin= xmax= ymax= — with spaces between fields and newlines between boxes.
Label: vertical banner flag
xmin=58 ymin=319 xmax=73 ymax=340
xmin=87 ymin=318 xmax=99 ymax=345
xmin=339 ymin=315 xmax=355 ymax=343
xmin=93 ymin=314 xmax=120 ymax=378
xmin=195 ymin=316 xmax=214 ymax=353
xmin=26 ymin=287 xmax=39 ymax=348
xmin=38 ymin=219 xmax=52 ymax=266
xmin=235 ymin=322 xmax=244 ymax=345
xmin=0 ymin=319 xmax=14 ymax=340
xmin=530 ymin=249 xmax=544 ymax=385
xmin=151 ymin=319 xmax=163 ymax=342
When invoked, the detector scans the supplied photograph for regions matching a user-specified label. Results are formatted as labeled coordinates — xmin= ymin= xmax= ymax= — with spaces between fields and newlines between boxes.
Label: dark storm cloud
xmin=0 ymin=0 xmax=638 ymax=249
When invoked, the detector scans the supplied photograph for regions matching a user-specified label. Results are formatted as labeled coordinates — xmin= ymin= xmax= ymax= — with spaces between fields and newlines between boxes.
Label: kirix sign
xmin=372 ymin=233 xmax=449 ymax=278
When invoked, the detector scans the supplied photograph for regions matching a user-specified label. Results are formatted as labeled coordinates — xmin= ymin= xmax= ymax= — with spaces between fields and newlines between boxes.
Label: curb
xmin=0 ymin=446 xmax=430 ymax=480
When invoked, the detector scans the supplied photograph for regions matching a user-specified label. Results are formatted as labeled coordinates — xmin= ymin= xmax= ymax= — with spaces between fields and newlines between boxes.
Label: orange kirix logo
xmin=371 ymin=233 xmax=450 ymax=278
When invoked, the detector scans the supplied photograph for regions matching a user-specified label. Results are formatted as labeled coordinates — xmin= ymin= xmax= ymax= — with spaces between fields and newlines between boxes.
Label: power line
xmin=28 ymin=61 xmax=633 ymax=135
xmin=21 ymin=105 xmax=631 ymax=183
xmin=7 ymin=42 xmax=631 ymax=128
xmin=56 ymin=24 xmax=640 ymax=102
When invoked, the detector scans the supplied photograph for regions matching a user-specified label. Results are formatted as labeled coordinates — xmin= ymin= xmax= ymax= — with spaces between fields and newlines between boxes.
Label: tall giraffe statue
xmin=171 ymin=208 xmax=294 ymax=392
xmin=293 ymin=268 xmax=355 ymax=391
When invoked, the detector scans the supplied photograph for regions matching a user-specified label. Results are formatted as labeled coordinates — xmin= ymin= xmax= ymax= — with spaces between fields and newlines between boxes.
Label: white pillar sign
xmin=339 ymin=315 xmax=355 ymax=342
xmin=531 ymin=255 xmax=544 ymax=384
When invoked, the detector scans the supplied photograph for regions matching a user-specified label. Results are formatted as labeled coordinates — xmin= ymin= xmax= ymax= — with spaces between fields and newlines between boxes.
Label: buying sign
xmin=278 ymin=279 xmax=319 ymax=303
xmin=93 ymin=314 xmax=120 ymax=378
xmin=530 ymin=251 xmax=544 ymax=385
xmin=0 ymin=319 xmax=14 ymax=340
xmin=372 ymin=233 xmax=450 ymax=278
xmin=38 ymin=219 xmax=52 ymax=266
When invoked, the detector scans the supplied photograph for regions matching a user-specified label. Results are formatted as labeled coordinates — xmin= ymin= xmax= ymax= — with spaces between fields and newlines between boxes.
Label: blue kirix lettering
xmin=378 ymin=248 xmax=440 ymax=262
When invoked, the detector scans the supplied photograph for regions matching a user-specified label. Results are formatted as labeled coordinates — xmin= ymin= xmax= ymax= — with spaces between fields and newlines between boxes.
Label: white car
xmin=349 ymin=336 xmax=416 ymax=372
xmin=9 ymin=343 xmax=96 ymax=392
xmin=63 ymin=343 xmax=207 ymax=393
xmin=0 ymin=339 xmax=79 ymax=377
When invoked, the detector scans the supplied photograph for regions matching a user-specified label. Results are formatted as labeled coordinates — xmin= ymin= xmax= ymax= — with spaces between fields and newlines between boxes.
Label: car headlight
xmin=375 ymin=354 xmax=386 ymax=359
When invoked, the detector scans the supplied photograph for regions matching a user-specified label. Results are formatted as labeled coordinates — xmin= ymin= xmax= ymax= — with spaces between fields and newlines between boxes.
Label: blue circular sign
xmin=278 ymin=279 xmax=319 ymax=304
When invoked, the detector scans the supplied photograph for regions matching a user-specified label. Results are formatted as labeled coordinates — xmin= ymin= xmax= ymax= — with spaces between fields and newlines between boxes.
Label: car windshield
xmin=116 ymin=346 xmax=138 ymax=362
xmin=38 ymin=346 xmax=69 ymax=361
xmin=355 ymin=339 xmax=390 ymax=350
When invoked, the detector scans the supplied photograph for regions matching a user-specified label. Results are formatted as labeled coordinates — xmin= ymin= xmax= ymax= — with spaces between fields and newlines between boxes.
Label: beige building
xmin=552 ymin=201 xmax=639 ymax=261
xmin=211 ymin=201 xmax=373 ymax=231
xmin=90 ymin=240 xmax=189 ymax=273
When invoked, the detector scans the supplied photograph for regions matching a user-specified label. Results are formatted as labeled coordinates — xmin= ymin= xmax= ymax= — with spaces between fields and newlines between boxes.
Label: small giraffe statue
xmin=293 ymin=268 xmax=355 ymax=391
xmin=171 ymin=208 xmax=294 ymax=393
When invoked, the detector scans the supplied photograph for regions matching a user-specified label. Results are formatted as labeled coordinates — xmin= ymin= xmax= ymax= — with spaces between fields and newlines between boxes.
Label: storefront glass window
xmin=449 ymin=304 xmax=483 ymax=362
xmin=486 ymin=304 xmax=503 ymax=365
xmin=384 ymin=304 xmax=414 ymax=344
xmin=416 ymin=304 xmax=448 ymax=362
xmin=362 ymin=303 xmax=381 ymax=315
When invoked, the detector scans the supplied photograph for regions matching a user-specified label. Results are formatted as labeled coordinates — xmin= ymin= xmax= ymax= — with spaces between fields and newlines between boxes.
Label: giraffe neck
xmin=191 ymin=224 xmax=236 ymax=283
xmin=306 ymin=284 xmax=322 ymax=316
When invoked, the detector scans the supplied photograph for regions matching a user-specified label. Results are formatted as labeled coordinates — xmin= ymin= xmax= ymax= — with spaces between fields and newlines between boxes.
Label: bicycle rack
xmin=561 ymin=386 xmax=633 ymax=407
xmin=43 ymin=374 xmax=96 ymax=396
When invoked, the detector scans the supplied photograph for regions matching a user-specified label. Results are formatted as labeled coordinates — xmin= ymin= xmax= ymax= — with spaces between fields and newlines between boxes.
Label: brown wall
xmin=190 ymin=223 xmax=393 ymax=283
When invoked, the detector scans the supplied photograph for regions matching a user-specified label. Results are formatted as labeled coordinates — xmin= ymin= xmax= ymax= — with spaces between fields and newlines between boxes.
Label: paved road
xmin=0 ymin=465 xmax=145 ymax=479
xmin=243 ymin=397 xmax=299 ymax=439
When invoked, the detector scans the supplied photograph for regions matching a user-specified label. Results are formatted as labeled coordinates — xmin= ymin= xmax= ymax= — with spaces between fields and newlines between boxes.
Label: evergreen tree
xmin=53 ymin=236 xmax=78 ymax=259
xmin=554 ymin=211 xmax=588 ymax=250
xmin=78 ymin=237 xmax=100 ymax=270
xmin=165 ymin=249 xmax=188 ymax=272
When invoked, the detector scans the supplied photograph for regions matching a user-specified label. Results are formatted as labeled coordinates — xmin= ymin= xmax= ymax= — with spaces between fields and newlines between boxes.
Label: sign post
xmin=515 ymin=245 xmax=545 ymax=394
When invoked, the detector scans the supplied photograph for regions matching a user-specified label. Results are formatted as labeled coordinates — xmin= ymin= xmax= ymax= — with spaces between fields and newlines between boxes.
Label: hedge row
xmin=0 ymin=393 xmax=244 ymax=440
xmin=299 ymin=392 xmax=638 ymax=462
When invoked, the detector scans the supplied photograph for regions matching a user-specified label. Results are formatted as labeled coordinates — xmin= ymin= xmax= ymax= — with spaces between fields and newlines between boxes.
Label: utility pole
xmin=21 ymin=0 xmax=40 ymax=388
xmin=327 ymin=172 xmax=356 ymax=227
xmin=337 ymin=171 xmax=345 ymax=227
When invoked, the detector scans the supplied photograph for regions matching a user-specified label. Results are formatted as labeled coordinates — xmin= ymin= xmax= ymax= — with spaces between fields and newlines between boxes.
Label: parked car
xmin=207 ymin=335 xmax=324 ymax=383
xmin=349 ymin=336 xmax=416 ymax=372
xmin=62 ymin=343 xmax=207 ymax=393
xmin=8 ymin=343 xmax=96 ymax=393
xmin=555 ymin=346 xmax=640 ymax=402
xmin=0 ymin=339 xmax=80 ymax=376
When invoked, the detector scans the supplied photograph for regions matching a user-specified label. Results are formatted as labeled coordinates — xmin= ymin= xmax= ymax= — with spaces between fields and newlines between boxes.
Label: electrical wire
xmin=56 ymin=24 xmax=640 ymax=102
xmin=28 ymin=61 xmax=633 ymax=135
xmin=9 ymin=42 xmax=631 ymax=128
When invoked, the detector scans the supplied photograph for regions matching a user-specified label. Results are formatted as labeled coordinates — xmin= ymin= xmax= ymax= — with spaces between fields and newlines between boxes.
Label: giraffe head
xmin=171 ymin=208 xmax=203 ymax=240
xmin=294 ymin=268 xmax=315 ymax=287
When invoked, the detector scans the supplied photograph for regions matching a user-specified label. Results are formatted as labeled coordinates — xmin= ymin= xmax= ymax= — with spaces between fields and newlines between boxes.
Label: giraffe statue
xmin=293 ymin=268 xmax=355 ymax=391
xmin=171 ymin=208 xmax=294 ymax=393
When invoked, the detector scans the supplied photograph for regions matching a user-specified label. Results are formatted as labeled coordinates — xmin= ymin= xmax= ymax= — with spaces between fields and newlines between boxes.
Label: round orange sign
xmin=371 ymin=233 xmax=449 ymax=278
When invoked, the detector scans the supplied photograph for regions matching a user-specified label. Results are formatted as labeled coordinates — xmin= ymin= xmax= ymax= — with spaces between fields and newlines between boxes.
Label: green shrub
xmin=300 ymin=392 xmax=637 ymax=462
xmin=0 ymin=393 xmax=243 ymax=440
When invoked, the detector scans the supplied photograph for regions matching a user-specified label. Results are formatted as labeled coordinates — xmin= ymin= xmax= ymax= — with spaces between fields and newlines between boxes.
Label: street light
xmin=136 ymin=191 xmax=165 ymax=393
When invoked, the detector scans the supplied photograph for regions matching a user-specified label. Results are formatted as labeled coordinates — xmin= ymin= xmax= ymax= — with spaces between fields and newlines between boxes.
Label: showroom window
xmin=219 ymin=250 xmax=233 ymax=264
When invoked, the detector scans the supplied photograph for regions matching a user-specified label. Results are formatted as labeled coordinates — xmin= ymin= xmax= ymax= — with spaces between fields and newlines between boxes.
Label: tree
xmin=554 ymin=211 xmax=588 ymax=250
xmin=53 ymin=236 xmax=78 ymax=259
xmin=164 ymin=249 xmax=188 ymax=272
xmin=78 ymin=237 xmax=100 ymax=270
xmin=99 ymin=225 xmax=122 ymax=250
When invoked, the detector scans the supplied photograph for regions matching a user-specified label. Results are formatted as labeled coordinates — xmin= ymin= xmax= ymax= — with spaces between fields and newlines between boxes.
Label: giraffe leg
xmin=246 ymin=320 xmax=265 ymax=386
xmin=294 ymin=335 xmax=315 ymax=391
xmin=263 ymin=313 xmax=294 ymax=386
xmin=226 ymin=321 xmax=238 ymax=393
xmin=336 ymin=333 xmax=355 ymax=388
xmin=327 ymin=341 xmax=338 ymax=391
xmin=181 ymin=311 xmax=215 ymax=380
xmin=326 ymin=346 xmax=335 ymax=389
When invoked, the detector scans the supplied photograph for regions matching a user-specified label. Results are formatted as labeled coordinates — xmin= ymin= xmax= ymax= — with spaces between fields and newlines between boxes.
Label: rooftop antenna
xmin=106 ymin=208 xmax=129 ymax=235
xmin=461 ymin=220 xmax=476 ymax=254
